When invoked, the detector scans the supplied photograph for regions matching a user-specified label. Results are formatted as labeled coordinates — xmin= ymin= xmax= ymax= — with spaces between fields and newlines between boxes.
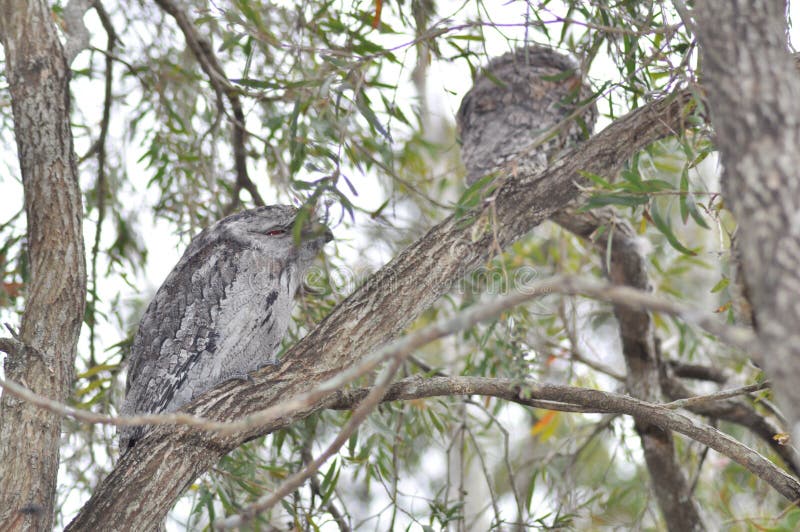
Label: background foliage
xmin=0 ymin=0 xmax=792 ymax=529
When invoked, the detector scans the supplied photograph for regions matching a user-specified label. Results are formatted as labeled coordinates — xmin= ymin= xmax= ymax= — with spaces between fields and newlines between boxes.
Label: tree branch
xmin=662 ymin=375 xmax=800 ymax=476
xmin=300 ymin=443 xmax=352 ymax=532
xmin=68 ymin=88 xmax=714 ymax=528
xmin=5 ymin=354 xmax=794 ymax=518
xmin=153 ymin=0 xmax=265 ymax=208
xmin=61 ymin=0 xmax=92 ymax=65
xmin=0 ymin=275 xmax=749 ymax=437
xmin=557 ymin=207 xmax=705 ymax=530
xmin=0 ymin=0 xmax=87 ymax=526
xmin=327 ymin=376 xmax=800 ymax=504
xmin=667 ymin=360 xmax=730 ymax=384
xmin=87 ymin=0 xmax=116 ymax=368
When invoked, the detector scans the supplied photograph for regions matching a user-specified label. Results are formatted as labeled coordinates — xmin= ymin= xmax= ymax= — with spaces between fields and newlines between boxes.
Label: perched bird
xmin=119 ymin=205 xmax=332 ymax=453
xmin=457 ymin=46 xmax=596 ymax=185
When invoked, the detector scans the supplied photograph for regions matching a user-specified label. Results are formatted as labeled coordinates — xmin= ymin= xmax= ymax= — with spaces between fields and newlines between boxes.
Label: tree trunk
xmin=0 ymin=2 xmax=86 ymax=530
xmin=692 ymin=0 xmax=800 ymax=438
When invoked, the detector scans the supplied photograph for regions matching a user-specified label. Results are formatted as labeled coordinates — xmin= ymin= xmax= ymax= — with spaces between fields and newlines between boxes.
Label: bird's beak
xmin=301 ymin=221 xmax=333 ymax=243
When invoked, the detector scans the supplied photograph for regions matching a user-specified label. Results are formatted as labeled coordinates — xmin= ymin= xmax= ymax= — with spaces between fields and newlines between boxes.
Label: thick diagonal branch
xmin=68 ymin=90 xmax=695 ymax=529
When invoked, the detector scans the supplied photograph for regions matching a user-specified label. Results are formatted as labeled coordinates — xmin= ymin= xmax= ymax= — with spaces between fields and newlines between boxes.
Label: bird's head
xmin=180 ymin=205 xmax=333 ymax=273
xmin=222 ymin=205 xmax=333 ymax=263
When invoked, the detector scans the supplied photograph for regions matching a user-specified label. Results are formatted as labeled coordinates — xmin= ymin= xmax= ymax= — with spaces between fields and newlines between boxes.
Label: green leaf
xmin=619 ymin=167 xmax=642 ymax=186
xmin=679 ymin=168 xmax=690 ymax=223
xmin=231 ymin=78 xmax=280 ymax=89
xmin=710 ymin=276 xmax=729 ymax=293
xmin=218 ymin=32 xmax=245 ymax=52
xmin=650 ymin=202 xmax=697 ymax=255
xmin=480 ymin=68 xmax=507 ymax=88
xmin=74 ymin=377 xmax=109 ymax=398
xmin=76 ymin=363 xmax=118 ymax=379
xmin=355 ymin=94 xmax=391 ymax=140
xmin=371 ymin=197 xmax=390 ymax=218
xmin=427 ymin=408 xmax=445 ymax=433
xmin=449 ymin=34 xmax=483 ymax=41
xmin=288 ymin=99 xmax=305 ymax=175
xmin=686 ymin=194 xmax=711 ymax=229
xmin=292 ymin=202 xmax=314 ymax=245
xmin=577 ymin=170 xmax=612 ymax=188
xmin=540 ymin=69 xmax=577 ymax=82
xmin=583 ymin=194 xmax=649 ymax=209
xmin=652 ymin=156 xmax=683 ymax=173
xmin=638 ymin=179 xmax=675 ymax=192
xmin=454 ymin=173 xmax=496 ymax=218
xmin=319 ymin=458 xmax=339 ymax=505
xmin=347 ymin=431 xmax=358 ymax=456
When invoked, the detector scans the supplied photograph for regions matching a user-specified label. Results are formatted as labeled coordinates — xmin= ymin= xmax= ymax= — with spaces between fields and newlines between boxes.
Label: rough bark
xmin=0 ymin=1 xmax=87 ymax=530
xmin=67 ymin=91 xmax=692 ymax=529
xmin=692 ymin=2 xmax=800 ymax=438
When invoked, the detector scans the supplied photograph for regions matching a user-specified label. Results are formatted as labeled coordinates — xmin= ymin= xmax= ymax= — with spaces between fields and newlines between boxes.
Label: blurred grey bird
xmin=119 ymin=205 xmax=332 ymax=453
xmin=457 ymin=46 xmax=596 ymax=185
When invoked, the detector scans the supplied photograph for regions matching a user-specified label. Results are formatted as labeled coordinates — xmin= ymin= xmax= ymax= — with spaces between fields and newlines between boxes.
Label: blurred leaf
xmin=584 ymin=194 xmax=649 ymax=209
xmin=531 ymin=410 xmax=560 ymax=441
xmin=710 ymin=276 xmax=729 ymax=294
xmin=650 ymin=201 xmax=697 ymax=255
xmin=76 ymin=363 xmax=119 ymax=380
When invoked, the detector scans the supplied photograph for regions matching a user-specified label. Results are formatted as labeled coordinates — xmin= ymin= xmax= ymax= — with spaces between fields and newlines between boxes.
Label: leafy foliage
xmin=1 ymin=0 xmax=793 ymax=529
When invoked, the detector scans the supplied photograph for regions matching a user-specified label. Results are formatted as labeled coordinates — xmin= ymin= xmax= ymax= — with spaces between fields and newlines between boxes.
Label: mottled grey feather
xmin=457 ymin=46 xmax=597 ymax=184
xmin=119 ymin=205 xmax=332 ymax=452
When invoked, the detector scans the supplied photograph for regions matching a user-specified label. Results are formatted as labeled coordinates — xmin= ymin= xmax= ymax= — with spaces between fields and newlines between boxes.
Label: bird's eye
xmin=265 ymin=228 xmax=287 ymax=237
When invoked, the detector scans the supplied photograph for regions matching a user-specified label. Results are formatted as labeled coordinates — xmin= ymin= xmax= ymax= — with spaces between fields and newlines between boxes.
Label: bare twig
xmin=0 ymin=337 xmax=24 ymax=357
xmin=87 ymin=0 xmax=116 ymax=367
xmin=329 ymin=376 xmax=800 ymax=504
xmin=662 ymin=375 xmax=800 ymax=476
xmin=557 ymin=206 xmax=704 ymax=528
xmin=4 ymin=360 xmax=792 ymax=510
xmin=664 ymin=381 xmax=770 ymax=410
xmin=667 ymin=361 xmax=730 ymax=383
xmin=61 ymin=0 xmax=92 ymax=65
xmin=300 ymin=442 xmax=351 ymax=532
xmin=214 ymin=355 xmax=407 ymax=528
xmin=1 ymin=275 xmax=754 ymax=435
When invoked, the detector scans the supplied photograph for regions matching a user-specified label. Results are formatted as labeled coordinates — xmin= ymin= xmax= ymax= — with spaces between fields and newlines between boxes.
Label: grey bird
xmin=119 ymin=205 xmax=332 ymax=453
xmin=457 ymin=46 xmax=597 ymax=185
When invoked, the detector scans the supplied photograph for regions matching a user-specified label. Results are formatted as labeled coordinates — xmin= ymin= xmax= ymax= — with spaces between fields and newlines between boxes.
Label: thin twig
xmin=0 ymin=275 xmax=755 ymax=434
xmin=213 ymin=356 xmax=406 ymax=528
xmin=87 ymin=0 xmax=116 ymax=367
xmin=153 ymin=0 xmax=265 ymax=209
xmin=663 ymin=381 xmax=771 ymax=410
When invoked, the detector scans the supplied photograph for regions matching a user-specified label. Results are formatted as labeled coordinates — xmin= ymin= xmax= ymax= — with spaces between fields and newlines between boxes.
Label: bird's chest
xmin=208 ymin=254 xmax=298 ymax=372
